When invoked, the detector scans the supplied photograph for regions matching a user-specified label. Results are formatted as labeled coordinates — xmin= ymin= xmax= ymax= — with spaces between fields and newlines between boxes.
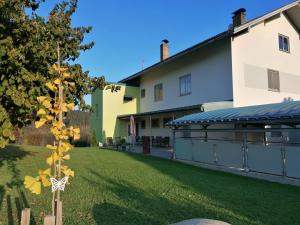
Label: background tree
xmin=0 ymin=0 xmax=106 ymax=148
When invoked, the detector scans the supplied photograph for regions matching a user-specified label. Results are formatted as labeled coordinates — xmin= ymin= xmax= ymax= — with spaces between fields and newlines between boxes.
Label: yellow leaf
xmin=46 ymin=144 xmax=57 ymax=150
xmin=38 ymin=169 xmax=51 ymax=187
xmin=61 ymin=104 xmax=68 ymax=112
xmin=73 ymin=128 xmax=80 ymax=140
xmin=39 ymin=168 xmax=51 ymax=177
xmin=46 ymin=152 xmax=60 ymax=166
xmin=52 ymin=64 xmax=68 ymax=72
xmin=53 ymin=120 xmax=64 ymax=129
xmin=62 ymin=154 xmax=70 ymax=160
xmin=37 ymin=108 xmax=46 ymax=116
xmin=53 ymin=78 xmax=61 ymax=85
xmin=37 ymin=96 xmax=47 ymax=103
xmin=66 ymin=102 xmax=75 ymax=110
xmin=63 ymin=72 xmax=71 ymax=78
xmin=46 ymin=82 xmax=57 ymax=91
xmin=68 ymin=82 xmax=75 ymax=87
xmin=42 ymin=99 xmax=52 ymax=109
xmin=62 ymin=168 xmax=74 ymax=177
xmin=59 ymin=142 xmax=72 ymax=154
xmin=24 ymin=176 xmax=41 ymax=195
xmin=35 ymin=118 xmax=47 ymax=128
xmin=46 ymin=115 xmax=54 ymax=121
xmin=41 ymin=177 xmax=51 ymax=187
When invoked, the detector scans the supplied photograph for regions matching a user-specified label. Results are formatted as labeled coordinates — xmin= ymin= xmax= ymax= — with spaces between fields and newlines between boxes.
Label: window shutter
xmin=268 ymin=69 xmax=280 ymax=92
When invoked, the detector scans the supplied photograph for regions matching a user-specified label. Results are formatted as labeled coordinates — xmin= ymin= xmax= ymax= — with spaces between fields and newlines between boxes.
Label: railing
xmin=172 ymin=128 xmax=300 ymax=179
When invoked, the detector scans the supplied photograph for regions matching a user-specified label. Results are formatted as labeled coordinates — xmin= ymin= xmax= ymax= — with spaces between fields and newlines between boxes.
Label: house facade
xmin=91 ymin=1 xmax=300 ymax=146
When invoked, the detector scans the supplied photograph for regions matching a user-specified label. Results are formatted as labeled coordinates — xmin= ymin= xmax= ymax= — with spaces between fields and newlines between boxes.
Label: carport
xmin=168 ymin=101 xmax=300 ymax=181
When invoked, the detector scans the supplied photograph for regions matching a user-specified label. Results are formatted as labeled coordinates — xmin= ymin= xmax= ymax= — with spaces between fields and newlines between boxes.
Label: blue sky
xmin=36 ymin=0 xmax=293 ymax=104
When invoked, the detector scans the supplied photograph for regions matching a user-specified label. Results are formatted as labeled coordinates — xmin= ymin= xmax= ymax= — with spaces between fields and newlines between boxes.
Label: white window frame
xmin=179 ymin=74 xmax=191 ymax=96
xmin=278 ymin=34 xmax=290 ymax=53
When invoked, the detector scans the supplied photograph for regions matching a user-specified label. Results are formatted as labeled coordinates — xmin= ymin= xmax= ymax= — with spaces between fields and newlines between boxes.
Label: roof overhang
xmin=169 ymin=101 xmax=300 ymax=126
xmin=118 ymin=104 xmax=204 ymax=120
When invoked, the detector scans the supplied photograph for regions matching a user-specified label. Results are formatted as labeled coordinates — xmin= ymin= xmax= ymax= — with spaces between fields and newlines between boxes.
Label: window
xmin=141 ymin=120 xmax=146 ymax=129
xmin=179 ymin=74 xmax=191 ymax=96
xmin=154 ymin=83 xmax=163 ymax=101
xmin=268 ymin=69 xmax=280 ymax=92
xmin=141 ymin=89 xmax=145 ymax=98
xmin=151 ymin=118 xmax=160 ymax=128
xmin=123 ymin=96 xmax=133 ymax=102
xmin=163 ymin=117 xmax=172 ymax=128
xmin=278 ymin=34 xmax=290 ymax=53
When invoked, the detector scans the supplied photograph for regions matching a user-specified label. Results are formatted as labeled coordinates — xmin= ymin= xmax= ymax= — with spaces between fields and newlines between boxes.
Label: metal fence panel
xmin=247 ymin=144 xmax=283 ymax=175
xmin=286 ymin=146 xmax=300 ymax=179
xmin=175 ymin=138 xmax=193 ymax=161
xmin=216 ymin=142 xmax=244 ymax=169
xmin=192 ymin=140 xmax=215 ymax=164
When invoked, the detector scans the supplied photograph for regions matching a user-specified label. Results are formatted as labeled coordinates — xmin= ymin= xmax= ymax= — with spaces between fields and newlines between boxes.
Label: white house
xmin=91 ymin=1 xmax=300 ymax=147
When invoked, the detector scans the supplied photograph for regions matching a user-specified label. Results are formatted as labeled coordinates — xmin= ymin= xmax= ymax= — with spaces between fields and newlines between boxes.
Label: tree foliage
xmin=0 ymin=0 xmax=106 ymax=148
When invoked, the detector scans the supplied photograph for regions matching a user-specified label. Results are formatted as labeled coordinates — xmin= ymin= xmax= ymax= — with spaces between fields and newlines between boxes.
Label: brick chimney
xmin=232 ymin=8 xmax=246 ymax=27
xmin=160 ymin=39 xmax=169 ymax=61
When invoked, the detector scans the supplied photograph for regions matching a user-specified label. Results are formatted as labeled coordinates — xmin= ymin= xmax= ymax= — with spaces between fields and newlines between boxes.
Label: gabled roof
xmin=234 ymin=0 xmax=300 ymax=33
xmin=119 ymin=0 xmax=300 ymax=84
xmin=119 ymin=31 xmax=231 ymax=84
xmin=169 ymin=101 xmax=300 ymax=126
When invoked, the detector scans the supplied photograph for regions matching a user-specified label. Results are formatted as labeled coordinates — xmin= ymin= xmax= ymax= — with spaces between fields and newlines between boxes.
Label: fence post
xmin=172 ymin=128 xmax=176 ymax=160
xmin=281 ymin=137 xmax=287 ymax=177
xmin=44 ymin=215 xmax=55 ymax=225
xmin=20 ymin=208 xmax=30 ymax=225
xmin=55 ymin=200 xmax=62 ymax=225
xmin=242 ymin=128 xmax=249 ymax=172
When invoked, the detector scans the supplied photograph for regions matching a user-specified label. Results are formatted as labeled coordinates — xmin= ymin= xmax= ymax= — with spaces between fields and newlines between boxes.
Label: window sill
xmin=179 ymin=93 xmax=191 ymax=97
xmin=279 ymin=49 xmax=290 ymax=54
xmin=268 ymin=88 xmax=280 ymax=92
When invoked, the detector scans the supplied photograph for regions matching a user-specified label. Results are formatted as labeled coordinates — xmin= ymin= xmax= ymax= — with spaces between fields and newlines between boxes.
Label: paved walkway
xmin=130 ymin=146 xmax=173 ymax=159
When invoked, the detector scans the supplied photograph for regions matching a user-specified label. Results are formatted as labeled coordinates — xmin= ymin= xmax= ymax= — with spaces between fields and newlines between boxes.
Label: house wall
xmin=139 ymin=38 xmax=233 ymax=113
xmin=91 ymin=84 xmax=140 ymax=143
xmin=231 ymin=14 xmax=300 ymax=107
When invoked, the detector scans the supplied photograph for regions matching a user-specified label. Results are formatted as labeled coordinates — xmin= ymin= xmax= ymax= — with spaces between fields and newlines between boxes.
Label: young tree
xmin=0 ymin=0 xmax=106 ymax=148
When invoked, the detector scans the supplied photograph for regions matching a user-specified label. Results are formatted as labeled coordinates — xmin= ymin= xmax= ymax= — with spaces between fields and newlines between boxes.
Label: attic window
xmin=278 ymin=34 xmax=290 ymax=53
xmin=124 ymin=96 xmax=134 ymax=102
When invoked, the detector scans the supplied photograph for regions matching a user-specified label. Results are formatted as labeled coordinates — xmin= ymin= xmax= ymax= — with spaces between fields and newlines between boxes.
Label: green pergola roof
xmin=169 ymin=101 xmax=300 ymax=126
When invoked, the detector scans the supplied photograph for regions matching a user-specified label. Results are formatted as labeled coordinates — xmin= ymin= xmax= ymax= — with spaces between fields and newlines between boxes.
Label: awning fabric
xmin=169 ymin=101 xmax=300 ymax=126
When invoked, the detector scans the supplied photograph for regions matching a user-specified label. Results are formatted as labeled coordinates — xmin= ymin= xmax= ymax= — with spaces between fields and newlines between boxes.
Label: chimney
xmin=232 ymin=8 xmax=246 ymax=27
xmin=160 ymin=39 xmax=169 ymax=61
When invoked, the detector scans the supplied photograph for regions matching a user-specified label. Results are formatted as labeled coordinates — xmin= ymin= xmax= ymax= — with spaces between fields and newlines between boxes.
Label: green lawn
xmin=0 ymin=145 xmax=300 ymax=225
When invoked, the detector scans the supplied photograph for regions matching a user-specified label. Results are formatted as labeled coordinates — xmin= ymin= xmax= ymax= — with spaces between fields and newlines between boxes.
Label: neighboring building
xmin=91 ymin=1 xmax=300 ymax=146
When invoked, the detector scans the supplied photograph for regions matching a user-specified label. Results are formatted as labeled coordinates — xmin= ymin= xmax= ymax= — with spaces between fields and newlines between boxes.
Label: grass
xmin=0 ymin=145 xmax=300 ymax=225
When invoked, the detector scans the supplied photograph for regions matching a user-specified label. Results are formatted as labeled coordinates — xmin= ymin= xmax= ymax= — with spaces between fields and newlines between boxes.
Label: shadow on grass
xmin=0 ymin=145 xmax=37 ymax=224
xmin=122 ymin=153 xmax=300 ymax=225
xmin=84 ymin=169 xmax=242 ymax=225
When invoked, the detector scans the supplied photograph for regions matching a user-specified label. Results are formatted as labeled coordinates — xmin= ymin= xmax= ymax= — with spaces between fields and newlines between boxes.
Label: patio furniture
xmin=136 ymin=136 xmax=142 ymax=146
xmin=163 ymin=136 xmax=170 ymax=147
xmin=106 ymin=137 xmax=113 ymax=146
xmin=156 ymin=136 xmax=163 ymax=147
xmin=142 ymin=136 xmax=150 ymax=154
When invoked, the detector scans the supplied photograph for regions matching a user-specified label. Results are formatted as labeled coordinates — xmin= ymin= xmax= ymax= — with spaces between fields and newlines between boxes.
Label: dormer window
xmin=278 ymin=34 xmax=290 ymax=53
